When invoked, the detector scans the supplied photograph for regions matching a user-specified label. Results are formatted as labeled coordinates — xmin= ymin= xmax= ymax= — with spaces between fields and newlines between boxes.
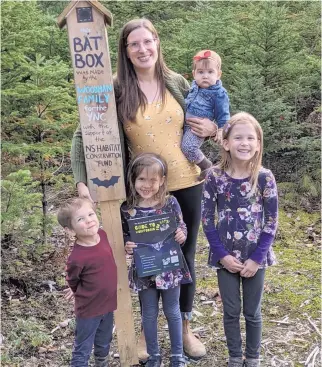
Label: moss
xmin=56 ymin=276 xmax=66 ymax=287
xmin=264 ymin=210 xmax=321 ymax=318
xmin=196 ymin=273 xmax=218 ymax=290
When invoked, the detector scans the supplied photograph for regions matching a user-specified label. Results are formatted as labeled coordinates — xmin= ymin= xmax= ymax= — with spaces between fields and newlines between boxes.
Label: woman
xmin=71 ymin=19 xmax=216 ymax=362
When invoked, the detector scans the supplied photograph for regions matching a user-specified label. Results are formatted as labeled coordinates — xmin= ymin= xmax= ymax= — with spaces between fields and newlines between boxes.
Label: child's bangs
xmin=134 ymin=158 xmax=164 ymax=178
xmin=146 ymin=162 xmax=164 ymax=177
xmin=195 ymin=58 xmax=211 ymax=70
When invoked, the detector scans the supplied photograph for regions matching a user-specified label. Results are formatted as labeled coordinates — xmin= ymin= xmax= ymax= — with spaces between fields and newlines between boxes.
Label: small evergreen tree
xmin=1 ymin=2 xmax=77 ymax=245
xmin=1 ymin=170 xmax=42 ymax=247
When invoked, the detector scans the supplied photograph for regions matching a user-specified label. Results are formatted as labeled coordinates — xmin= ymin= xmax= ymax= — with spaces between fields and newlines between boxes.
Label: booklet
xmin=127 ymin=213 xmax=183 ymax=277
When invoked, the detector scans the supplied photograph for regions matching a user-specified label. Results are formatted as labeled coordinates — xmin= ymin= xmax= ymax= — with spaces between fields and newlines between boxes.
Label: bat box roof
xmin=57 ymin=0 xmax=113 ymax=29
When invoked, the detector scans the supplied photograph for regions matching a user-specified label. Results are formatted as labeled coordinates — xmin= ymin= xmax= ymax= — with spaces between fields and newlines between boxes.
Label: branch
xmin=47 ymin=187 xmax=72 ymax=202
xmin=307 ymin=316 xmax=322 ymax=337
xmin=1 ymin=180 xmax=17 ymax=224
xmin=38 ymin=100 xmax=52 ymax=118
xmin=305 ymin=346 xmax=319 ymax=366
xmin=269 ymin=318 xmax=291 ymax=325
xmin=51 ymin=153 xmax=65 ymax=176
xmin=311 ymin=348 xmax=319 ymax=366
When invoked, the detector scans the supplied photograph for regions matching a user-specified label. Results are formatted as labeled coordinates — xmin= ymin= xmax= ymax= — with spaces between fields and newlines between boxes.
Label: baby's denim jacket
xmin=185 ymin=80 xmax=230 ymax=128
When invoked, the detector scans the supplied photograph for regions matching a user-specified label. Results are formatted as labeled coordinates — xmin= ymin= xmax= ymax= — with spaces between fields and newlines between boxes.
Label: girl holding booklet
xmin=121 ymin=153 xmax=190 ymax=367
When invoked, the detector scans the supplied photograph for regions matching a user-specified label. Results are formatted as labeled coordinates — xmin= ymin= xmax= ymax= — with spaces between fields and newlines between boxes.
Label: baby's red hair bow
xmin=193 ymin=50 xmax=212 ymax=61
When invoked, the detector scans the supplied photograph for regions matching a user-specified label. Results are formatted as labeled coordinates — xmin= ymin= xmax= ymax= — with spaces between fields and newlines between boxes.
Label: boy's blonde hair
xmin=219 ymin=112 xmax=263 ymax=195
xmin=57 ymin=197 xmax=95 ymax=229
xmin=127 ymin=153 xmax=168 ymax=209
xmin=193 ymin=49 xmax=222 ymax=71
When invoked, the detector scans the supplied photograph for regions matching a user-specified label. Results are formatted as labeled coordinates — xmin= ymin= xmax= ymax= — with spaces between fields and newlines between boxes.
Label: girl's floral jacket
xmin=202 ymin=167 xmax=278 ymax=268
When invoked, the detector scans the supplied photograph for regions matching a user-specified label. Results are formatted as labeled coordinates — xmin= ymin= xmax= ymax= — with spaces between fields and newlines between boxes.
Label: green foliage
xmin=0 ymin=0 xmax=320 ymax=248
xmin=1 ymin=1 xmax=78 ymax=245
xmin=4 ymin=317 xmax=53 ymax=356
xmin=278 ymin=169 xmax=321 ymax=211
xmin=1 ymin=170 xmax=43 ymax=244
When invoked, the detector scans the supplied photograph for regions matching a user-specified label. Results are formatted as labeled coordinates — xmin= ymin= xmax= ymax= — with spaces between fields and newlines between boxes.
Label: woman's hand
xmin=77 ymin=182 xmax=94 ymax=203
xmin=125 ymin=241 xmax=137 ymax=255
xmin=220 ymin=255 xmax=244 ymax=273
xmin=174 ymin=228 xmax=186 ymax=245
xmin=186 ymin=117 xmax=217 ymax=138
xmin=240 ymin=259 xmax=260 ymax=278
xmin=212 ymin=128 xmax=223 ymax=145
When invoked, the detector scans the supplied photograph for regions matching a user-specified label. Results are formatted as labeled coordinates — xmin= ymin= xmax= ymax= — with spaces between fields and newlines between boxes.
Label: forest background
xmin=1 ymin=1 xmax=321 ymax=366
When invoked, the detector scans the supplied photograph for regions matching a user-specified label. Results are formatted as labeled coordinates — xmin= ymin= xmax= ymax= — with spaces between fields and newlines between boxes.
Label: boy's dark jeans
xmin=217 ymin=269 xmax=265 ymax=359
xmin=71 ymin=312 xmax=113 ymax=367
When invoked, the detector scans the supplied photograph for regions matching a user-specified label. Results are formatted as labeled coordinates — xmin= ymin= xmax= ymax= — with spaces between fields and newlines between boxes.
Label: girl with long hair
xmin=202 ymin=112 xmax=278 ymax=367
xmin=121 ymin=153 xmax=189 ymax=367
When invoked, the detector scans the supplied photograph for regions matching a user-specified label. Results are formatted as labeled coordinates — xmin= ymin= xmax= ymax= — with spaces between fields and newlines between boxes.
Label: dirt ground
xmin=1 ymin=210 xmax=321 ymax=367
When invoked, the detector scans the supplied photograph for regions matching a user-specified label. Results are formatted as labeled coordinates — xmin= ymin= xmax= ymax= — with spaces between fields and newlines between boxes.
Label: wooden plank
xmin=65 ymin=1 xmax=124 ymax=202
xmin=101 ymin=201 xmax=138 ymax=366
xmin=88 ymin=0 xmax=113 ymax=26
xmin=57 ymin=1 xmax=79 ymax=29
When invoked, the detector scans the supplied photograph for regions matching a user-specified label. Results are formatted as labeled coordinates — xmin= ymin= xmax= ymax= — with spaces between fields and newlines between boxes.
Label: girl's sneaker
xmin=245 ymin=358 xmax=260 ymax=367
xmin=228 ymin=357 xmax=244 ymax=367
xmin=145 ymin=355 xmax=164 ymax=367
xmin=169 ymin=355 xmax=187 ymax=367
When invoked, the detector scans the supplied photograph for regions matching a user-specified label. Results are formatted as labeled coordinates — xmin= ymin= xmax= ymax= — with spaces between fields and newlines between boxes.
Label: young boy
xmin=181 ymin=49 xmax=230 ymax=179
xmin=57 ymin=198 xmax=117 ymax=367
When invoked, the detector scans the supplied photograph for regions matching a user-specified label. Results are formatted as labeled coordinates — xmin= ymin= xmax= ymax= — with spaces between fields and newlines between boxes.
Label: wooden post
xmin=57 ymin=2 xmax=138 ymax=366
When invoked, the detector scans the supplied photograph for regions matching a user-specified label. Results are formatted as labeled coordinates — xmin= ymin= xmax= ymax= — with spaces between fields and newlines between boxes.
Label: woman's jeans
xmin=139 ymin=286 xmax=183 ymax=356
xmin=172 ymin=182 xmax=203 ymax=317
xmin=217 ymin=269 xmax=265 ymax=359
xmin=71 ymin=312 xmax=114 ymax=367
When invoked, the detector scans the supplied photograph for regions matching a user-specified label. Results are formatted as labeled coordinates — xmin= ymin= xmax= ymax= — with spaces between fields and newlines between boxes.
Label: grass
xmin=1 ymin=209 xmax=321 ymax=366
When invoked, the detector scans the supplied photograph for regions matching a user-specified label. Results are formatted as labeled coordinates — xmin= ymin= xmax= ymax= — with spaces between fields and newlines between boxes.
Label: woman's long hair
xmin=116 ymin=18 xmax=171 ymax=123
xmin=126 ymin=153 xmax=168 ymax=208
xmin=218 ymin=112 xmax=263 ymax=196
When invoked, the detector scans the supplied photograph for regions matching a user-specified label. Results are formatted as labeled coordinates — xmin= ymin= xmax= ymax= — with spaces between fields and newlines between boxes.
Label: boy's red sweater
xmin=66 ymin=229 xmax=117 ymax=318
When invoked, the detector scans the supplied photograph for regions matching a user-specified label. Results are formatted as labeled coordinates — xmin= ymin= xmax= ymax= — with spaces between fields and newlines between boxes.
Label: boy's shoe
xmin=245 ymin=358 xmax=260 ymax=367
xmin=228 ymin=357 xmax=244 ymax=367
xmin=94 ymin=355 xmax=109 ymax=367
xmin=169 ymin=355 xmax=187 ymax=367
xmin=145 ymin=355 xmax=164 ymax=367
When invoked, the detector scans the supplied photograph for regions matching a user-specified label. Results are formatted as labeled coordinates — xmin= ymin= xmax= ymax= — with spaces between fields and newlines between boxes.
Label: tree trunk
xmin=40 ymin=155 xmax=47 ymax=245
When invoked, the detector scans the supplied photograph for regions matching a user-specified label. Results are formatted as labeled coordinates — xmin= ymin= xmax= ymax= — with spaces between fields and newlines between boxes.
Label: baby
xmin=181 ymin=49 xmax=230 ymax=179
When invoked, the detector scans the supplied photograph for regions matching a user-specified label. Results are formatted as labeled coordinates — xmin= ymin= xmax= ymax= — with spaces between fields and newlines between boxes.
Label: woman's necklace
xmin=139 ymin=80 xmax=159 ymax=103
xmin=150 ymin=84 xmax=159 ymax=104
